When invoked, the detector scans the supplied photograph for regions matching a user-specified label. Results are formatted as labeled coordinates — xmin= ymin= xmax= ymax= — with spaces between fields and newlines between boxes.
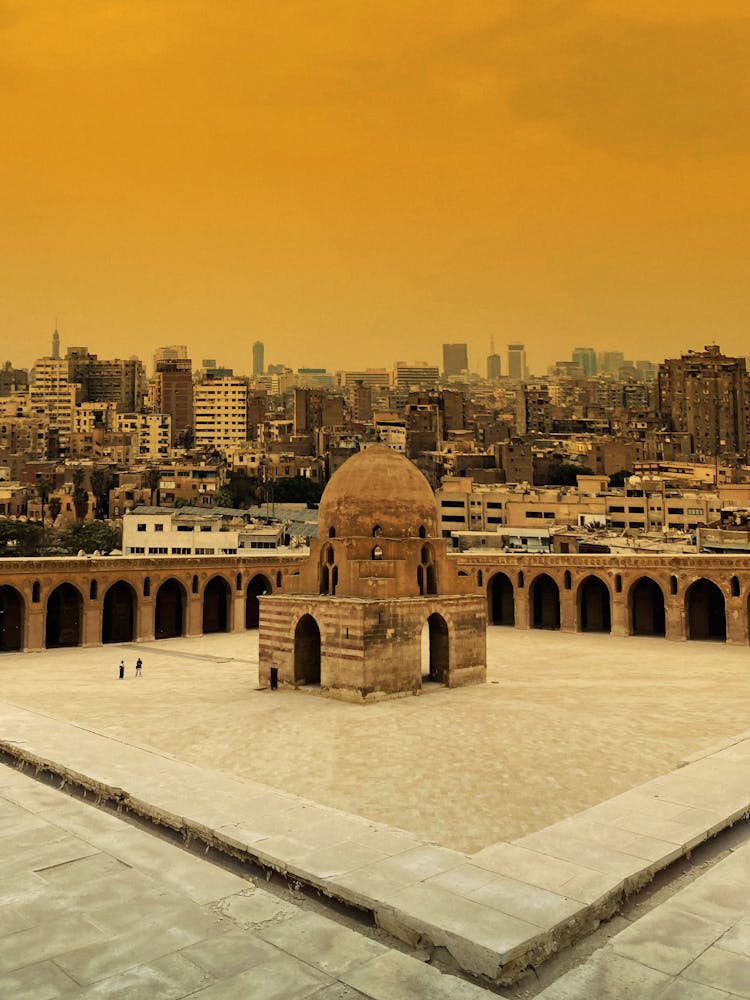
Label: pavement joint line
xmin=4 ymin=708 xmax=750 ymax=987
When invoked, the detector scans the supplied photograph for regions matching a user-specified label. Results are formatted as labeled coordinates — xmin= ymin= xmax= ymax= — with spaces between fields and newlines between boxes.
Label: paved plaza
xmin=2 ymin=629 xmax=750 ymax=853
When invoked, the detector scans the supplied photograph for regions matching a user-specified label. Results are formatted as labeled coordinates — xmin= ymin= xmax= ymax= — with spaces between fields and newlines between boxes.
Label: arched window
xmin=276 ymin=570 xmax=282 ymax=589
xmin=614 ymin=574 xmax=622 ymax=593
xmin=326 ymin=546 xmax=335 ymax=565
xmin=192 ymin=574 xmax=199 ymax=595
xmin=328 ymin=526 xmax=336 ymax=538
xmin=564 ymin=571 xmax=572 ymax=590
xmin=143 ymin=577 xmax=151 ymax=597
xmin=372 ymin=524 xmax=382 ymax=537
xmin=419 ymin=525 xmax=426 ymax=538
xmin=89 ymin=580 xmax=98 ymax=601
xmin=517 ymin=571 xmax=524 ymax=589
xmin=731 ymin=575 xmax=740 ymax=597
xmin=372 ymin=545 xmax=383 ymax=560
xmin=477 ymin=570 xmax=483 ymax=586
xmin=32 ymin=581 xmax=41 ymax=603
xmin=236 ymin=573 xmax=242 ymax=591
xmin=670 ymin=575 xmax=678 ymax=596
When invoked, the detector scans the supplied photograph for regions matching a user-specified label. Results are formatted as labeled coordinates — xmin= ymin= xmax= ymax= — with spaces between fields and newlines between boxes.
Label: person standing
xmin=135 ymin=657 xmax=142 ymax=678
xmin=118 ymin=660 xmax=125 ymax=680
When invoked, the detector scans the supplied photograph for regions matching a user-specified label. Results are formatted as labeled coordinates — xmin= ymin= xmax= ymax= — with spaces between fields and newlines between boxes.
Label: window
xmin=177 ymin=525 xmax=193 ymax=532
xmin=154 ymin=523 xmax=164 ymax=532
xmin=441 ymin=500 xmax=465 ymax=508
xmin=171 ymin=547 xmax=191 ymax=554
xmin=137 ymin=523 xmax=147 ymax=532
xmin=130 ymin=546 xmax=145 ymax=554
xmin=667 ymin=507 xmax=684 ymax=515
xmin=148 ymin=546 xmax=168 ymax=554
xmin=627 ymin=506 xmax=644 ymax=514
xmin=609 ymin=505 xmax=624 ymax=513
xmin=442 ymin=515 xmax=465 ymax=523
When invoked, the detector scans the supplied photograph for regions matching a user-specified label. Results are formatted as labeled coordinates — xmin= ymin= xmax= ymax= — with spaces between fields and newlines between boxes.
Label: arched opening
xmin=154 ymin=578 xmax=185 ymax=639
xmin=686 ymin=579 xmax=726 ymax=641
xmin=418 ymin=525 xmax=426 ymax=538
xmin=517 ymin=571 xmax=524 ymax=589
xmin=143 ymin=577 xmax=150 ymax=597
xmin=331 ymin=566 xmax=338 ymax=595
xmin=45 ymin=583 xmax=83 ymax=648
xmin=578 ymin=576 xmax=611 ymax=633
xmin=294 ymin=615 xmax=321 ymax=686
xmin=203 ymin=576 xmax=230 ymax=634
xmin=32 ymin=581 xmax=41 ymax=603
xmin=477 ymin=569 xmax=483 ymax=587
xmin=319 ymin=565 xmax=330 ymax=595
xmin=0 ymin=585 xmax=24 ymax=652
xmin=236 ymin=573 xmax=242 ymax=592
xmin=246 ymin=574 xmax=271 ymax=629
xmin=372 ymin=524 xmax=382 ymax=537
xmin=488 ymin=573 xmax=514 ymax=626
xmin=102 ymin=581 xmax=136 ymax=643
xmin=670 ymin=575 xmax=678 ymax=596
xmin=192 ymin=574 xmax=199 ymax=595
xmin=328 ymin=526 xmax=336 ymax=538
xmin=89 ymin=580 xmax=98 ymax=601
xmin=564 ymin=570 xmax=572 ymax=590
xmin=530 ymin=574 xmax=560 ymax=630
xmin=325 ymin=545 xmax=334 ymax=565
xmin=425 ymin=565 xmax=437 ymax=595
xmin=731 ymin=575 xmax=740 ymax=598
xmin=421 ymin=613 xmax=450 ymax=685
xmin=629 ymin=577 xmax=665 ymax=636
xmin=276 ymin=570 xmax=282 ymax=589
xmin=614 ymin=574 xmax=622 ymax=593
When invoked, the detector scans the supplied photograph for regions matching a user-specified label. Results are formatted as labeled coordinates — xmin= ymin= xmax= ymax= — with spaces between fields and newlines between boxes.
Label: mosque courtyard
xmin=2 ymin=627 xmax=750 ymax=855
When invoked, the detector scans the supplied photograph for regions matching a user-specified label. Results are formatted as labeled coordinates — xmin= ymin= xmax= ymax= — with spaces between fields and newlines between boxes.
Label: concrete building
xmin=252 ymin=340 xmax=264 ymax=377
xmin=572 ymin=347 xmax=597 ymax=376
xmin=507 ymin=343 xmax=527 ymax=380
xmin=123 ymin=506 xmax=288 ymax=558
xmin=30 ymin=358 xmax=81 ymax=452
xmin=487 ymin=352 xmax=501 ymax=381
xmin=658 ymin=345 xmax=750 ymax=457
xmin=258 ymin=445 xmax=486 ymax=701
xmin=442 ymin=343 xmax=468 ymax=377
xmin=151 ymin=360 xmax=193 ymax=441
xmin=393 ymin=362 xmax=440 ymax=390
xmin=66 ymin=348 xmax=146 ymax=413
xmin=193 ymin=376 xmax=249 ymax=451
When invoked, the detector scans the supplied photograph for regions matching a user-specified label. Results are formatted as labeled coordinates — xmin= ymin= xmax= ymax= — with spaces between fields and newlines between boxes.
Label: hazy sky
xmin=2 ymin=1 xmax=750 ymax=375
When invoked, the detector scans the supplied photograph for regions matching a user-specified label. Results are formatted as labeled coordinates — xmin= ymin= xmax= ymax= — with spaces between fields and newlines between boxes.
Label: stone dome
xmin=318 ymin=445 xmax=438 ymax=539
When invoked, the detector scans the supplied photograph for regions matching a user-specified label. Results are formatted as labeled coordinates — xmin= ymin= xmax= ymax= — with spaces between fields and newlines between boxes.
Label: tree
xmin=36 ymin=477 xmax=53 ymax=526
xmin=0 ymin=519 xmax=44 ymax=557
xmin=89 ymin=465 xmax=113 ymax=519
xmin=548 ymin=463 xmax=594 ymax=487
xmin=57 ymin=521 xmax=121 ymax=555
xmin=143 ymin=466 xmax=162 ymax=506
xmin=212 ymin=484 xmax=236 ymax=509
xmin=48 ymin=497 xmax=62 ymax=525
xmin=608 ymin=469 xmax=633 ymax=488
xmin=71 ymin=467 xmax=89 ymax=522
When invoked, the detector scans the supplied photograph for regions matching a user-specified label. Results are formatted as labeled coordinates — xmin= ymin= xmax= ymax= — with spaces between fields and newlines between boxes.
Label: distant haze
xmin=2 ymin=2 xmax=749 ymax=374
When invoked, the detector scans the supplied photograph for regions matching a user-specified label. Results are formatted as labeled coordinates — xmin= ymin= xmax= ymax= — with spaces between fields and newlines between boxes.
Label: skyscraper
xmin=252 ymin=341 xmax=265 ymax=377
xmin=486 ymin=338 xmax=501 ymax=380
xmin=507 ymin=344 xmax=526 ymax=380
xmin=52 ymin=327 xmax=60 ymax=360
xmin=442 ymin=343 xmax=468 ymax=378
xmin=572 ymin=347 xmax=597 ymax=376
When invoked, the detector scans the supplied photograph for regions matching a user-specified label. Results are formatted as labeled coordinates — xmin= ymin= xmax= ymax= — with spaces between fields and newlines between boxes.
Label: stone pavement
xmin=0 ymin=763 xmax=489 ymax=999
xmin=536 ymin=830 xmax=750 ymax=999
xmin=3 ymin=702 xmax=750 ymax=985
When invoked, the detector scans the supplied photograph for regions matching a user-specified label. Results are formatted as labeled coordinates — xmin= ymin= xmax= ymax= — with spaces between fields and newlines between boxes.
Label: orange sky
xmin=2 ymin=1 xmax=750 ymax=375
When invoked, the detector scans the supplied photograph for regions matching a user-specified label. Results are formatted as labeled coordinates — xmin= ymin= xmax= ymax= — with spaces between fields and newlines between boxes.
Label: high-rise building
xmin=193 ymin=376 xmax=249 ymax=451
xmin=52 ymin=328 xmax=60 ymax=360
xmin=394 ymin=362 xmax=440 ymax=390
xmin=487 ymin=353 xmax=501 ymax=380
xmin=252 ymin=341 xmax=265 ymax=377
xmin=31 ymin=357 xmax=81 ymax=452
xmin=658 ymin=345 xmax=750 ymax=456
xmin=507 ymin=344 xmax=527 ymax=380
xmin=572 ymin=347 xmax=597 ymax=377
xmin=601 ymin=351 xmax=624 ymax=374
xmin=65 ymin=347 xmax=146 ymax=412
xmin=442 ymin=343 xmax=468 ymax=377
xmin=153 ymin=345 xmax=188 ymax=372
xmin=152 ymin=360 xmax=193 ymax=441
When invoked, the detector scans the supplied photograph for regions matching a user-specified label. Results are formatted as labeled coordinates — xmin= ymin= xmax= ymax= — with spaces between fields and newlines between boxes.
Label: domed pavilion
xmin=258 ymin=445 xmax=486 ymax=702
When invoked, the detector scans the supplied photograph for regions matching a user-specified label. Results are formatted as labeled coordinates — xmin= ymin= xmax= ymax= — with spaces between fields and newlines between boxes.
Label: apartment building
xmin=193 ymin=376 xmax=248 ymax=451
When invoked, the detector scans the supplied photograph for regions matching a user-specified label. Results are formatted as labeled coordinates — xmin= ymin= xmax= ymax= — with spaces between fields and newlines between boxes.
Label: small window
xmin=192 ymin=574 xmax=199 ymax=594
xmin=276 ymin=571 xmax=282 ymax=588
xmin=89 ymin=580 xmax=98 ymax=600
xmin=615 ymin=574 xmax=622 ymax=593
xmin=517 ymin=571 xmax=524 ymax=588
xmin=143 ymin=577 xmax=151 ymax=597
xmin=477 ymin=570 xmax=483 ymax=587
xmin=372 ymin=545 xmax=383 ymax=560
xmin=236 ymin=573 xmax=242 ymax=592
xmin=328 ymin=526 xmax=336 ymax=538
xmin=670 ymin=575 xmax=678 ymax=596
xmin=372 ymin=524 xmax=382 ymax=537
xmin=564 ymin=571 xmax=571 ymax=590
xmin=731 ymin=575 xmax=740 ymax=598
xmin=326 ymin=546 xmax=334 ymax=565
xmin=154 ymin=523 xmax=164 ymax=532
xmin=137 ymin=523 xmax=147 ymax=532
xmin=32 ymin=581 xmax=41 ymax=603
xmin=419 ymin=525 xmax=426 ymax=538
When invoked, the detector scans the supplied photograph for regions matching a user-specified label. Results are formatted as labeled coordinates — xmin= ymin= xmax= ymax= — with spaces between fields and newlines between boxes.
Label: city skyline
xmin=2 ymin=3 xmax=750 ymax=374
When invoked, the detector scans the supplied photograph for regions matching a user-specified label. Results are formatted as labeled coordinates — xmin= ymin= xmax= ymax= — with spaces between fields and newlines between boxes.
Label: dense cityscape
xmin=2 ymin=332 xmax=750 ymax=560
